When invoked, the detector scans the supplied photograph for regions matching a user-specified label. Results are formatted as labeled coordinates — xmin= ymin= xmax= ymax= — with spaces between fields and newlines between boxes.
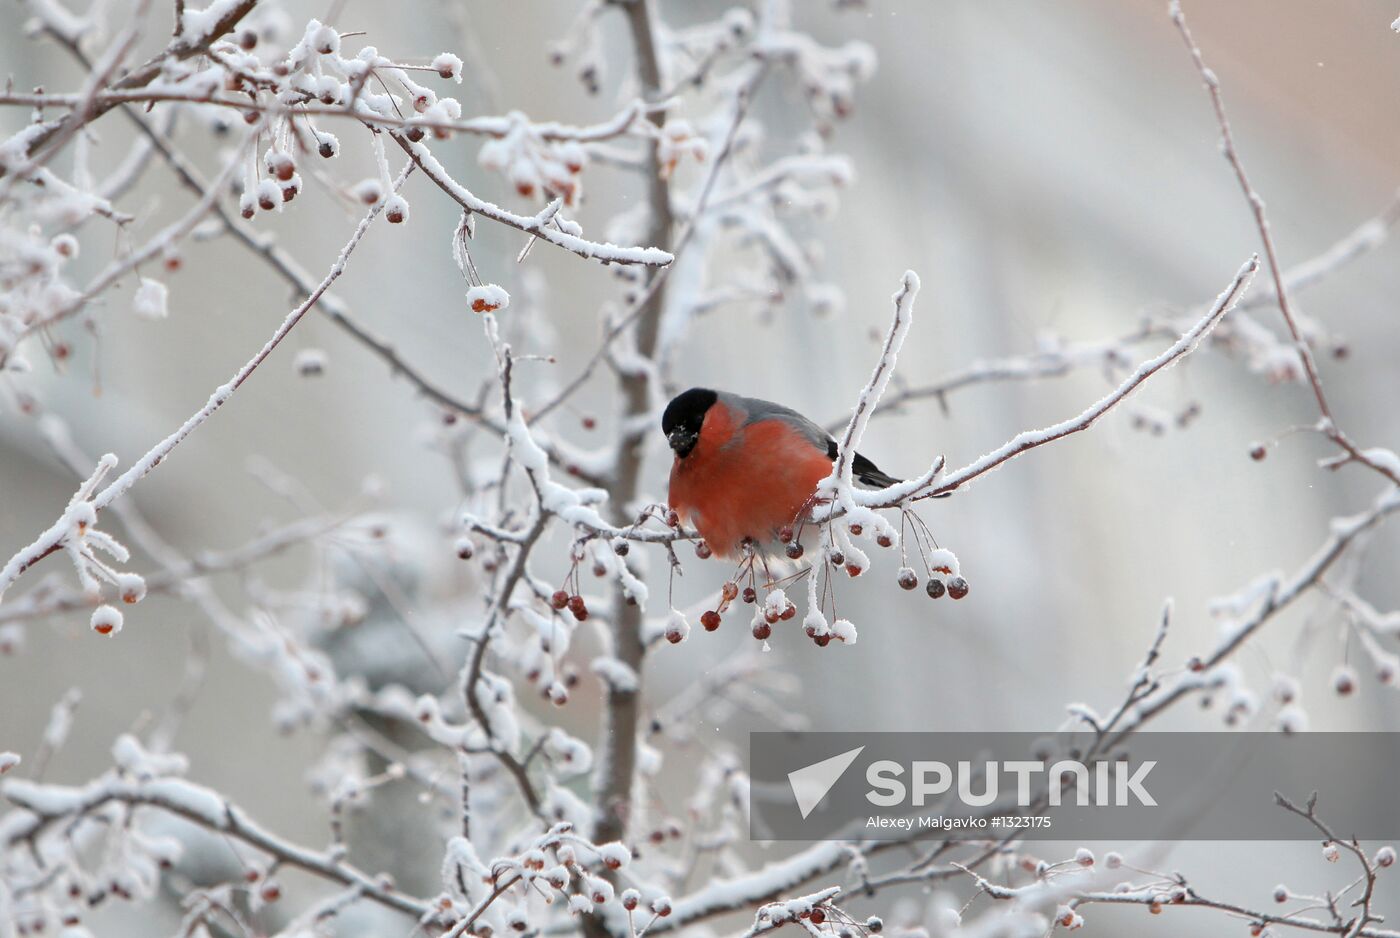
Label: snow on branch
xmin=0 ymin=168 xmax=408 ymax=606
xmin=817 ymin=271 xmax=926 ymax=536
xmin=925 ymin=255 xmax=1260 ymax=500
xmin=395 ymin=135 xmax=673 ymax=267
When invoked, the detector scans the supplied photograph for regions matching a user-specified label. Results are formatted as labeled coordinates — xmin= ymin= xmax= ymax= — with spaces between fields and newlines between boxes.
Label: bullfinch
xmin=662 ymin=388 xmax=900 ymax=557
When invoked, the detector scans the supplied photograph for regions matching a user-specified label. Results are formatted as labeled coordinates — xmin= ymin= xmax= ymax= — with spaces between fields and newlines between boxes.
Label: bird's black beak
xmin=667 ymin=426 xmax=699 ymax=459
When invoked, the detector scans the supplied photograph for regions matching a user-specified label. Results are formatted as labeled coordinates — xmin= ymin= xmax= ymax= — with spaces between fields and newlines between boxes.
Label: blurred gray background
xmin=3 ymin=1 xmax=1400 ymax=934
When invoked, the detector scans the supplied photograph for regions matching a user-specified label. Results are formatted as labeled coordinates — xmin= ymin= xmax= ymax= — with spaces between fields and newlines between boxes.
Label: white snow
xmin=433 ymin=52 xmax=464 ymax=83
xmin=90 ymin=604 xmax=124 ymax=636
xmin=467 ymin=284 xmax=510 ymax=313
xmin=131 ymin=277 xmax=169 ymax=321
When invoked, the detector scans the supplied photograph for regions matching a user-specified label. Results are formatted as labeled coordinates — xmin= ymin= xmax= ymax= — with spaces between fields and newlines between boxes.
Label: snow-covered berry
xmin=467 ymin=284 xmax=510 ymax=313
xmin=116 ymin=573 xmax=146 ymax=605
xmin=91 ymin=605 xmax=123 ymax=636
xmin=312 ymin=24 xmax=340 ymax=55
xmin=664 ymin=611 xmax=690 ymax=645
xmin=433 ymin=52 xmax=464 ymax=82
xmin=384 ymin=195 xmax=410 ymax=224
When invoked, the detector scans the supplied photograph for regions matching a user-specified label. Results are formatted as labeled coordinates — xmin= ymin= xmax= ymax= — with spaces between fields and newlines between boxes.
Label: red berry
xmin=742 ymin=587 xmax=757 ymax=604
xmin=551 ymin=590 xmax=569 ymax=610
xmin=813 ymin=634 xmax=831 ymax=647
xmin=695 ymin=541 xmax=712 ymax=560
xmin=1250 ymin=444 xmax=1267 ymax=461
xmin=582 ymin=416 xmax=597 ymax=430
xmin=568 ymin=595 xmax=588 ymax=620
xmin=721 ymin=582 xmax=739 ymax=602
xmin=876 ymin=534 xmax=893 ymax=548
xmin=849 ymin=523 xmax=863 ymax=536
xmin=926 ymin=579 xmax=945 ymax=599
xmin=778 ymin=525 xmax=794 ymax=543
xmin=701 ymin=610 xmax=721 ymax=632
xmin=829 ymin=551 xmax=845 ymax=567
xmin=810 ymin=910 xmax=825 ymax=925
xmin=897 ymin=568 xmax=918 ymax=590
xmin=845 ymin=564 xmax=862 ymax=578
xmin=752 ymin=621 xmax=772 ymax=640
xmin=666 ymin=510 xmax=680 ymax=528
xmin=780 ymin=603 xmax=797 ymax=621
xmin=946 ymin=576 xmax=969 ymax=600
xmin=786 ymin=543 xmax=804 ymax=560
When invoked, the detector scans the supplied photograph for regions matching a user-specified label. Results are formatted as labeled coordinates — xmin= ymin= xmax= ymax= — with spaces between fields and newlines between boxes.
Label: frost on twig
xmin=3 ymin=4 xmax=1400 ymax=938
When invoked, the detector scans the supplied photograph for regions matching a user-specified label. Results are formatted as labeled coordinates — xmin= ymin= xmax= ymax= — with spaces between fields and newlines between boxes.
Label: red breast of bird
xmin=662 ymin=388 xmax=899 ymax=558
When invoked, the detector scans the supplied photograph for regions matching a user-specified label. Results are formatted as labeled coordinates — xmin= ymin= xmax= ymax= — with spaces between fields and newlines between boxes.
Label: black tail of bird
xmin=852 ymin=452 xmax=900 ymax=488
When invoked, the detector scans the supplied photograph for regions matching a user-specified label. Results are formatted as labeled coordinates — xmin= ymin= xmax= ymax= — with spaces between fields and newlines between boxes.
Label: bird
xmin=662 ymin=388 xmax=900 ymax=557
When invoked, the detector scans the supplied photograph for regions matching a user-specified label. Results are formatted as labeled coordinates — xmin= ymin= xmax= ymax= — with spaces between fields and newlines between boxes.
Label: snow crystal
xmin=132 ymin=278 xmax=169 ymax=320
